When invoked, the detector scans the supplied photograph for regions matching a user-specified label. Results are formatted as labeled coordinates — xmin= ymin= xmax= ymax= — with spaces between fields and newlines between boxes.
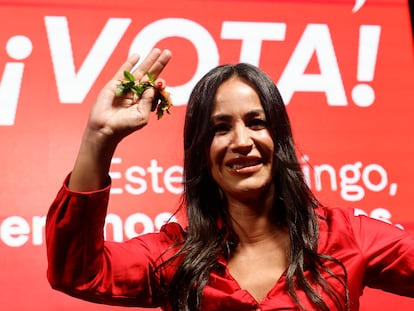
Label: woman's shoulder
xmin=159 ymin=222 xmax=186 ymax=240
xmin=316 ymin=204 xmax=410 ymax=247
xmin=137 ymin=222 xmax=186 ymax=247
xmin=316 ymin=205 xmax=354 ymax=225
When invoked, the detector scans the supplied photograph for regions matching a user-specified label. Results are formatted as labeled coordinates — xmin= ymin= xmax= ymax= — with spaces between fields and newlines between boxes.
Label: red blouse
xmin=46 ymin=177 xmax=414 ymax=310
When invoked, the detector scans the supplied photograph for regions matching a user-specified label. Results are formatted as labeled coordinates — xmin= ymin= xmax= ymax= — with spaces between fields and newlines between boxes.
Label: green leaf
xmin=115 ymin=71 xmax=172 ymax=120
xmin=123 ymin=70 xmax=135 ymax=82
xmin=146 ymin=72 xmax=155 ymax=83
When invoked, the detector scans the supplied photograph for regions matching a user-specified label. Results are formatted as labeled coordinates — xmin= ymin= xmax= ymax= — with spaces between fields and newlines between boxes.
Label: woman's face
xmin=209 ymin=77 xmax=275 ymax=200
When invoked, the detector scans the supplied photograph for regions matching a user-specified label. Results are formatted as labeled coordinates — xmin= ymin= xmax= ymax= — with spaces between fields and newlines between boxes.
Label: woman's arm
xmin=69 ymin=49 xmax=172 ymax=191
xmin=46 ymin=49 xmax=174 ymax=306
xmin=350 ymin=210 xmax=414 ymax=297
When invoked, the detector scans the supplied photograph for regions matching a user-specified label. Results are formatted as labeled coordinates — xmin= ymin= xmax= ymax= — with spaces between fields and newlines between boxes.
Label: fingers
xmin=148 ymin=49 xmax=172 ymax=78
xmin=113 ymin=54 xmax=141 ymax=81
xmin=112 ymin=48 xmax=172 ymax=84
xmin=133 ymin=48 xmax=172 ymax=81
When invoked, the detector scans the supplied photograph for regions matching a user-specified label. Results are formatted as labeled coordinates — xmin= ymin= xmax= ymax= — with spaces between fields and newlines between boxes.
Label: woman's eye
xmin=248 ymin=118 xmax=267 ymax=130
xmin=212 ymin=123 xmax=230 ymax=135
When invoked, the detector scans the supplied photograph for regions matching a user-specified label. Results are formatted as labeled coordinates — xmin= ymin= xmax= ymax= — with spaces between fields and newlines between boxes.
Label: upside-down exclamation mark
xmin=0 ymin=35 xmax=33 ymax=126
xmin=351 ymin=25 xmax=381 ymax=107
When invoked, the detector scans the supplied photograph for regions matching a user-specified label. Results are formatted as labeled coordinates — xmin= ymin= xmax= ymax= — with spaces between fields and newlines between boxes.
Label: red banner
xmin=0 ymin=0 xmax=413 ymax=310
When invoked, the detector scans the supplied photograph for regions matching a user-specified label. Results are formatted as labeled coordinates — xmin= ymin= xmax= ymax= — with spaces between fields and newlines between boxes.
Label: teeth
xmin=230 ymin=161 xmax=260 ymax=170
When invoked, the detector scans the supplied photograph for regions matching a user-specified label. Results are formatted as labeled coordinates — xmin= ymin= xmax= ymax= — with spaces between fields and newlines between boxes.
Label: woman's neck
xmin=226 ymin=192 xmax=281 ymax=245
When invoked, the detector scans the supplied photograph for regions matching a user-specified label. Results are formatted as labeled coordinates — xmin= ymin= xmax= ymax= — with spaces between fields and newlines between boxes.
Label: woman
xmin=46 ymin=49 xmax=414 ymax=311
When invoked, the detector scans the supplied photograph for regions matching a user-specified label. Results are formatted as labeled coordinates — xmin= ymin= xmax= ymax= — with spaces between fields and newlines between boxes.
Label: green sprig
xmin=115 ymin=71 xmax=172 ymax=119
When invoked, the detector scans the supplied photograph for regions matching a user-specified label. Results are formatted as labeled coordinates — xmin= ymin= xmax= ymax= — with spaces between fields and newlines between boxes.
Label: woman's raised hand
xmin=88 ymin=48 xmax=172 ymax=143
xmin=68 ymin=49 xmax=172 ymax=191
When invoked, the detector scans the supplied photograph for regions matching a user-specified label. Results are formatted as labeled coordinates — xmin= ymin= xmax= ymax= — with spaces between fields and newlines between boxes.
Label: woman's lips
xmin=226 ymin=157 xmax=262 ymax=171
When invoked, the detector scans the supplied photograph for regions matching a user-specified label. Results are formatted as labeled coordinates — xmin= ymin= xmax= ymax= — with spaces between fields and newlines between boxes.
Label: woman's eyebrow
xmin=210 ymin=114 xmax=232 ymax=123
xmin=211 ymin=109 xmax=265 ymax=122
xmin=244 ymin=109 xmax=265 ymax=118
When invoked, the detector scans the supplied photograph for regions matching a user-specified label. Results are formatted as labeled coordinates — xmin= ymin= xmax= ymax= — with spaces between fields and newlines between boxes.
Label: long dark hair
xmin=157 ymin=63 xmax=348 ymax=310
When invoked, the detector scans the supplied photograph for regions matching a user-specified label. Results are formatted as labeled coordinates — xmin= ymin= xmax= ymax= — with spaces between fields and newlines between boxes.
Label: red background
xmin=0 ymin=0 xmax=413 ymax=310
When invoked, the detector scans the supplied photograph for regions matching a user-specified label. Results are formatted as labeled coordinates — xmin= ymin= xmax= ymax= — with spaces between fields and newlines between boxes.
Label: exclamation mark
xmin=0 ymin=35 xmax=32 ymax=126
xmin=351 ymin=25 xmax=381 ymax=107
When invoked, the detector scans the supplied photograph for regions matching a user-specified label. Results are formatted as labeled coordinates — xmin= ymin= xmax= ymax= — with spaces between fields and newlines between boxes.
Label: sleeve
xmin=348 ymin=209 xmax=414 ymax=297
xmin=45 ymin=174 xmax=183 ymax=307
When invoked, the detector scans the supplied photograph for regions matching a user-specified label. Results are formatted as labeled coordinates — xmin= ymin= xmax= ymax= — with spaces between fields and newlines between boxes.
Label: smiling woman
xmin=1 ymin=0 xmax=413 ymax=310
xmin=174 ymin=62 xmax=349 ymax=311
xmin=209 ymin=77 xmax=275 ymax=199
xmin=45 ymin=51 xmax=414 ymax=311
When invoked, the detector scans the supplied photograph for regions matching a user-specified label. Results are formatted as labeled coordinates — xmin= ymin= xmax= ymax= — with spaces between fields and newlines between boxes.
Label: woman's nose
xmin=231 ymin=124 xmax=253 ymax=153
